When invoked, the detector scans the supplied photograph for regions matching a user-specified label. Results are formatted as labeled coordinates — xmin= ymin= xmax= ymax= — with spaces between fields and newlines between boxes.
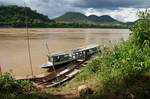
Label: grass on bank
xmin=68 ymin=10 xmax=150 ymax=99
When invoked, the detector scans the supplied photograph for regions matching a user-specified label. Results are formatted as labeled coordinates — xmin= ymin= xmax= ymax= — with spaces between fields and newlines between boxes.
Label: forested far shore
xmin=0 ymin=5 xmax=132 ymax=28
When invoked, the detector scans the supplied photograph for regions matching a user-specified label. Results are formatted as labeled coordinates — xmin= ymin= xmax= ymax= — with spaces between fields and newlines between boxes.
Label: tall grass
xmin=71 ymin=10 xmax=150 ymax=99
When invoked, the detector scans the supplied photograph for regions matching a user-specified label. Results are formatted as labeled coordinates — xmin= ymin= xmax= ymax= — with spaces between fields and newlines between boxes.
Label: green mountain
xmin=88 ymin=15 xmax=117 ymax=22
xmin=55 ymin=12 xmax=120 ymax=23
xmin=55 ymin=12 xmax=90 ymax=23
xmin=87 ymin=15 xmax=99 ymax=21
xmin=54 ymin=12 xmax=128 ymax=28
xmin=0 ymin=5 xmax=55 ymax=27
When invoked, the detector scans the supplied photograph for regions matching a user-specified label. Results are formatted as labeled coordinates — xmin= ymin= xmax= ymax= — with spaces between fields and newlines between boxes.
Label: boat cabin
xmin=48 ymin=53 xmax=73 ymax=63
xmin=41 ymin=44 xmax=101 ymax=68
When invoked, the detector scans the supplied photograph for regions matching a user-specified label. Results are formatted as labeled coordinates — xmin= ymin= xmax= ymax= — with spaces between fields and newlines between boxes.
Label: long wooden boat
xmin=33 ymin=58 xmax=85 ymax=87
xmin=34 ymin=63 xmax=77 ymax=85
xmin=40 ymin=44 xmax=102 ymax=68
xmin=42 ymin=59 xmax=85 ymax=87
xmin=46 ymin=69 xmax=80 ymax=87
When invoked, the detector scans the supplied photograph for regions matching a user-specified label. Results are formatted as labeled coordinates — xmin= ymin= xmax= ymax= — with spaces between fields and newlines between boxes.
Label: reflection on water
xmin=0 ymin=28 xmax=130 ymax=76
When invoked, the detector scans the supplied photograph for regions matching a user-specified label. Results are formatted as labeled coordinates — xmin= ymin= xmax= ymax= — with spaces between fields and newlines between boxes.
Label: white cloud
xmin=0 ymin=0 xmax=150 ymax=22
xmin=83 ymin=8 xmax=139 ymax=22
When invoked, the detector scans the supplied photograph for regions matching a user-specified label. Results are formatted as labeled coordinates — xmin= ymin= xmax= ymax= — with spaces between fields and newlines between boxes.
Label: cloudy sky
xmin=0 ymin=0 xmax=150 ymax=22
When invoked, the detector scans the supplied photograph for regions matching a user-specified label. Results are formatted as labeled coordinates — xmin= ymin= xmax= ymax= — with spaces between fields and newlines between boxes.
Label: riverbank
xmin=0 ymin=10 xmax=150 ymax=99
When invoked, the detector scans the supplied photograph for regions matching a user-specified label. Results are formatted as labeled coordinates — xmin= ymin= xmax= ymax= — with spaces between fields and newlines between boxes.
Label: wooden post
xmin=0 ymin=64 xmax=2 ymax=75
xmin=24 ymin=2 xmax=34 ymax=78
xmin=46 ymin=42 xmax=60 ymax=86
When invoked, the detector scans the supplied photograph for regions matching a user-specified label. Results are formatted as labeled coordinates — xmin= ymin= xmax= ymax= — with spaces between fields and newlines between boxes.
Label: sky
xmin=0 ymin=0 xmax=150 ymax=22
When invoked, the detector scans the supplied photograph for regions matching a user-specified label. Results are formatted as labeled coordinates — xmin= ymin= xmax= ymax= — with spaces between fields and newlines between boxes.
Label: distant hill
xmin=0 ymin=5 xmax=55 ymax=27
xmin=88 ymin=15 xmax=118 ymax=22
xmin=87 ymin=15 xmax=100 ymax=21
xmin=55 ymin=12 xmax=120 ymax=23
xmin=54 ymin=12 xmax=129 ymax=28
xmin=55 ymin=12 xmax=90 ymax=23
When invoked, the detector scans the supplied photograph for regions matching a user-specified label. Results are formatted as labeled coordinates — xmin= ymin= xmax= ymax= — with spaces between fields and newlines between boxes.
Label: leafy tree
xmin=0 ymin=5 xmax=55 ymax=27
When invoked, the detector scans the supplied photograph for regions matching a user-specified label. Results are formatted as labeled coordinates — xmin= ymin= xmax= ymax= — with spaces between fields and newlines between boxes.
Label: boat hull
xmin=40 ymin=59 xmax=76 ymax=68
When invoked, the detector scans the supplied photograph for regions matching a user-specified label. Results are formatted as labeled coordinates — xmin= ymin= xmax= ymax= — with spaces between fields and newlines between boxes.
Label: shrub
xmin=0 ymin=72 xmax=33 ymax=93
xmin=95 ymin=10 xmax=150 ymax=98
xmin=130 ymin=10 xmax=150 ymax=47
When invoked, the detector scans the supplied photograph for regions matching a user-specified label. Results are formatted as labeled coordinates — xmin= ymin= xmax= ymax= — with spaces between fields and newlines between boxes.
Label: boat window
xmin=52 ymin=56 xmax=60 ymax=62
xmin=48 ymin=56 xmax=51 ymax=61
xmin=57 ymin=54 xmax=69 ymax=61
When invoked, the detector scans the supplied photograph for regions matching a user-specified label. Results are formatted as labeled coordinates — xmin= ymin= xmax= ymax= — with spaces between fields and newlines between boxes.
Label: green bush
xmin=130 ymin=10 xmax=150 ymax=47
xmin=0 ymin=72 xmax=33 ymax=93
xmin=72 ymin=10 xmax=150 ymax=98
xmin=99 ymin=41 xmax=150 ymax=88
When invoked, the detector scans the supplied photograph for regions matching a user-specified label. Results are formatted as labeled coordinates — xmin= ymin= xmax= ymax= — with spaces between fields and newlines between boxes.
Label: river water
xmin=0 ymin=28 xmax=130 ymax=76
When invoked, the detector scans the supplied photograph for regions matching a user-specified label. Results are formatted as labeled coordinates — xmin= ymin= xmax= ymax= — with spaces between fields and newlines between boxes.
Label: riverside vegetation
xmin=71 ymin=10 xmax=150 ymax=99
xmin=0 ymin=73 xmax=61 ymax=99
xmin=0 ymin=5 xmax=55 ymax=27
xmin=0 ymin=10 xmax=149 ymax=99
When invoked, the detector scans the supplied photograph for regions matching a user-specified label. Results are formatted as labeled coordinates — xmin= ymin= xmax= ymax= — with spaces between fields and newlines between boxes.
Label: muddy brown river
xmin=0 ymin=28 xmax=130 ymax=77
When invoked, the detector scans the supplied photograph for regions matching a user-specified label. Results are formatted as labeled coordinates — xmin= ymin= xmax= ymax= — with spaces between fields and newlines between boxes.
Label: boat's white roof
xmin=77 ymin=44 xmax=99 ymax=51
xmin=49 ymin=50 xmax=72 ymax=57
xmin=48 ymin=44 xmax=99 ymax=57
